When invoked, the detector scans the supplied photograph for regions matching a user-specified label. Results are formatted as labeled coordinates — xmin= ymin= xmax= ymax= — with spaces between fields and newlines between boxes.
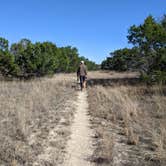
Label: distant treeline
xmin=0 ymin=38 xmax=98 ymax=78
xmin=101 ymin=14 xmax=166 ymax=83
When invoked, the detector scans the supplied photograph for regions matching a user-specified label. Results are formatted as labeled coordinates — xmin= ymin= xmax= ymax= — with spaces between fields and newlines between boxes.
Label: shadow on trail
xmin=87 ymin=77 xmax=141 ymax=87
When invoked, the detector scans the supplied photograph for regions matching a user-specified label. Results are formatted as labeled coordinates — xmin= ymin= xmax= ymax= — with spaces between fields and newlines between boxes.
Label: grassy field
xmin=0 ymin=74 xmax=77 ymax=165
xmin=87 ymin=71 xmax=166 ymax=166
xmin=0 ymin=71 xmax=165 ymax=166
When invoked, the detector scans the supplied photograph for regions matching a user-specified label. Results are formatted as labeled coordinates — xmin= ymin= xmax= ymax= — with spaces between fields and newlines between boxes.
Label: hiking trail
xmin=63 ymin=91 xmax=94 ymax=166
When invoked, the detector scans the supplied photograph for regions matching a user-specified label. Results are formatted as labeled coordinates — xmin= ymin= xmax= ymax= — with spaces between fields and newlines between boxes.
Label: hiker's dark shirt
xmin=77 ymin=64 xmax=87 ymax=76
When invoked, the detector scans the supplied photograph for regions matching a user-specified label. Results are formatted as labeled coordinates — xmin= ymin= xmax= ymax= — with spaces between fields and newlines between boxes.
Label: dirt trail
xmin=63 ymin=91 xmax=94 ymax=166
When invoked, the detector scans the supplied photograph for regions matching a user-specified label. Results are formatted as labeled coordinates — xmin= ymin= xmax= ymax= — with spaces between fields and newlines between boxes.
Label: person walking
xmin=77 ymin=61 xmax=88 ymax=91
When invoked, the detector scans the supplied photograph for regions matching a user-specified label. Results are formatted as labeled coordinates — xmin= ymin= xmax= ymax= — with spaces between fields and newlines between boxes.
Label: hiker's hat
xmin=81 ymin=60 xmax=84 ymax=64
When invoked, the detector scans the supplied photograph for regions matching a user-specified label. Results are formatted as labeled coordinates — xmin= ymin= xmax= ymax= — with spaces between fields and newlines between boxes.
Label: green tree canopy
xmin=101 ymin=14 xmax=166 ymax=83
xmin=0 ymin=37 xmax=9 ymax=51
xmin=0 ymin=37 xmax=97 ymax=78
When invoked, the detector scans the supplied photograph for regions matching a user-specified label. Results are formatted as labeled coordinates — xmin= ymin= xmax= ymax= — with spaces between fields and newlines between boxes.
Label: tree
xmin=34 ymin=42 xmax=59 ymax=76
xmin=57 ymin=47 xmax=70 ymax=72
xmin=161 ymin=14 xmax=166 ymax=31
xmin=128 ymin=15 xmax=166 ymax=51
xmin=127 ymin=15 xmax=166 ymax=82
xmin=0 ymin=50 xmax=20 ymax=77
xmin=101 ymin=14 xmax=166 ymax=83
xmin=0 ymin=37 xmax=98 ymax=78
xmin=0 ymin=37 xmax=9 ymax=51
xmin=65 ymin=46 xmax=79 ymax=72
xmin=101 ymin=48 xmax=139 ymax=71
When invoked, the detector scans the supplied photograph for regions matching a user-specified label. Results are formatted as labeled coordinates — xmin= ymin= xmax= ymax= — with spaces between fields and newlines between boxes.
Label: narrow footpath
xmin=64 ymin=91 xmax=94 ymax=166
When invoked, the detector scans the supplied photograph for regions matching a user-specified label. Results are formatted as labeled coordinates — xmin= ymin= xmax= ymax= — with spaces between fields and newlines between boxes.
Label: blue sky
xmin=0 ymin=0 xmax=165 ymax=64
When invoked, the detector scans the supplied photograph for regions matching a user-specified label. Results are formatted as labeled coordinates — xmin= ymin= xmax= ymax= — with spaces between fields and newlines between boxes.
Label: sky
xmin=0 ymin=0 xmax=165 ymax=64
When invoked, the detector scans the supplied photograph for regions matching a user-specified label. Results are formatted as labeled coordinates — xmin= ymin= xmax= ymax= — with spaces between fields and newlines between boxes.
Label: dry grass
xmin=1 ymin=71 xmax=165 ymax=166
xmin=87 ymin=73 xmax=166 ymax=166
xmin=0 ymin=74 xmax=77 ymax=165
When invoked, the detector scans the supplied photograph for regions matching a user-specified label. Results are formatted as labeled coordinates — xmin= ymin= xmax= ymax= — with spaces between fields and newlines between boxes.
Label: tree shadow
xmin=87 ymin=77 xmax=166 ymax=96
xmin=88 ymin=77 xmax=142 ymax=87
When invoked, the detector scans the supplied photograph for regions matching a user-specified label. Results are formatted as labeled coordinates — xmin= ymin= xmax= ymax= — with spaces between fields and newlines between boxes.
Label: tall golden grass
xmin=0 ymin=75 xmax=76 ymax=165
xmin=88 ymin=84 xmax=166 ymax=165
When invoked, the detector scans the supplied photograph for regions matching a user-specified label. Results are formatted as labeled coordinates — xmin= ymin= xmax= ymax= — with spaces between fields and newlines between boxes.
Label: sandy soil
xmin=63 ymin=91 xmax=94 ymax=166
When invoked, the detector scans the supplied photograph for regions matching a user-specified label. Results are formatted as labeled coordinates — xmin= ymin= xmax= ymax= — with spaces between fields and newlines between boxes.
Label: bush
xmin=101 ymin=14 xmax=166 ymax=84
xmin=0 ymin=37 xmax=98 ymax=78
